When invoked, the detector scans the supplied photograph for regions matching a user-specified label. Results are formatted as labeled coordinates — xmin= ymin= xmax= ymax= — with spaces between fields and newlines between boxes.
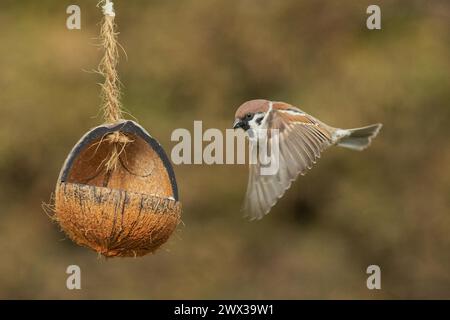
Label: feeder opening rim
xmin=58 ymin=120 xmax=179 ymax=201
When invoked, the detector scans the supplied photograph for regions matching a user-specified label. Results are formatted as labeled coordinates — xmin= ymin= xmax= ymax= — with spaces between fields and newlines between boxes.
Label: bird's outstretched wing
xmin=244 ymin=105 xmax=333 ymax=220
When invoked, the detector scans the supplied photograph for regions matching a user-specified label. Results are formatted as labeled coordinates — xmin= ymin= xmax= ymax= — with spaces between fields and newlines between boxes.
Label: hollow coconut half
xmin=54 ymin=120 xmax=181 ymax=257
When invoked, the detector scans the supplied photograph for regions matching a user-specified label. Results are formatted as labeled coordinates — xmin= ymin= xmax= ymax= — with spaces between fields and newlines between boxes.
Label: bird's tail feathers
xmin=337 ymin=123 xmax=382 ymax=151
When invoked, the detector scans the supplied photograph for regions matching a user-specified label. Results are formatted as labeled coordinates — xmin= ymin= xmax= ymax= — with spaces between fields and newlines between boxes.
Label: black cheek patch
xmin=255 ymin=116 xmax=264 ymax=125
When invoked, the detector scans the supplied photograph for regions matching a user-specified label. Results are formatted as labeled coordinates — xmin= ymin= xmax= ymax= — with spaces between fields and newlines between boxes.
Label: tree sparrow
xmin=233 ymin=99 xmax=382 ymax=220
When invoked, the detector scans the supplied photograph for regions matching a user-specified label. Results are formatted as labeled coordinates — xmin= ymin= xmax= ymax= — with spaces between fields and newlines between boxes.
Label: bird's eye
xmin=245 ymin=113 xmax=253 ymax=120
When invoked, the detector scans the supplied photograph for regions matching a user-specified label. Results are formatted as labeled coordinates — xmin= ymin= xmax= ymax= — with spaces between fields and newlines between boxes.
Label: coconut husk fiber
xmin=54 ymin=121 xmax=181 ymax=258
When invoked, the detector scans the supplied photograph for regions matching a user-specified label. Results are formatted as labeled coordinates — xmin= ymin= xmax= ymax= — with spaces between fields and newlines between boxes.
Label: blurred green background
xmin=0 ymin=0 xmax=449 ymax=299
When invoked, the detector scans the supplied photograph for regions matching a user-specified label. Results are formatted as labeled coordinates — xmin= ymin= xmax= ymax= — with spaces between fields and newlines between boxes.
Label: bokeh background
xmin=0 ymin=0 xmax=449 ymax=299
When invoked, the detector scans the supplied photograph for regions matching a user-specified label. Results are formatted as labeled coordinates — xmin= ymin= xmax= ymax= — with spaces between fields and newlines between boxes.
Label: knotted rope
xmin=98 ymin=0 xmax=132 ymax=172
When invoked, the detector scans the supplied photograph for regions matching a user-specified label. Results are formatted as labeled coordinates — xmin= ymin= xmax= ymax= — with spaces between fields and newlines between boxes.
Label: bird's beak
xmin=233 ymin=119 xmax=243 ymax=130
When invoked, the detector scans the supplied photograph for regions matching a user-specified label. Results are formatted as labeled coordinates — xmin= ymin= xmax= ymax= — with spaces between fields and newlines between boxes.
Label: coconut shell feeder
xmin=52 ymin=1 xmax=181 ymax=258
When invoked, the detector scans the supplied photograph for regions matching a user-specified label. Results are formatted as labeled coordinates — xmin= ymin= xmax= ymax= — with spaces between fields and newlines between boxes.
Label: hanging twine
xmin=99 ymin=0 xmax=122 ymax=122
xmin=98 ymin=0 xmax=132 ymax=172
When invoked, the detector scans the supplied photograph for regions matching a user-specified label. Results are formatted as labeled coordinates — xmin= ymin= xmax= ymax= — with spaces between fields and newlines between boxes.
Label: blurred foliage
xmin=0 ymin=0 xmax=449 ymax=299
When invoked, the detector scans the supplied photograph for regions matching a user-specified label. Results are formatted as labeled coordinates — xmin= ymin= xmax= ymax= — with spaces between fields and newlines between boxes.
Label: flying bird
xmin=233 ymin=99 xmax=382 ymax=220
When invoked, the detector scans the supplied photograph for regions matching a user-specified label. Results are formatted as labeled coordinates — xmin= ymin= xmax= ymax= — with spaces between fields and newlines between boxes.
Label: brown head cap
xmin=235 ymin=99 xmax=270 ymax=119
